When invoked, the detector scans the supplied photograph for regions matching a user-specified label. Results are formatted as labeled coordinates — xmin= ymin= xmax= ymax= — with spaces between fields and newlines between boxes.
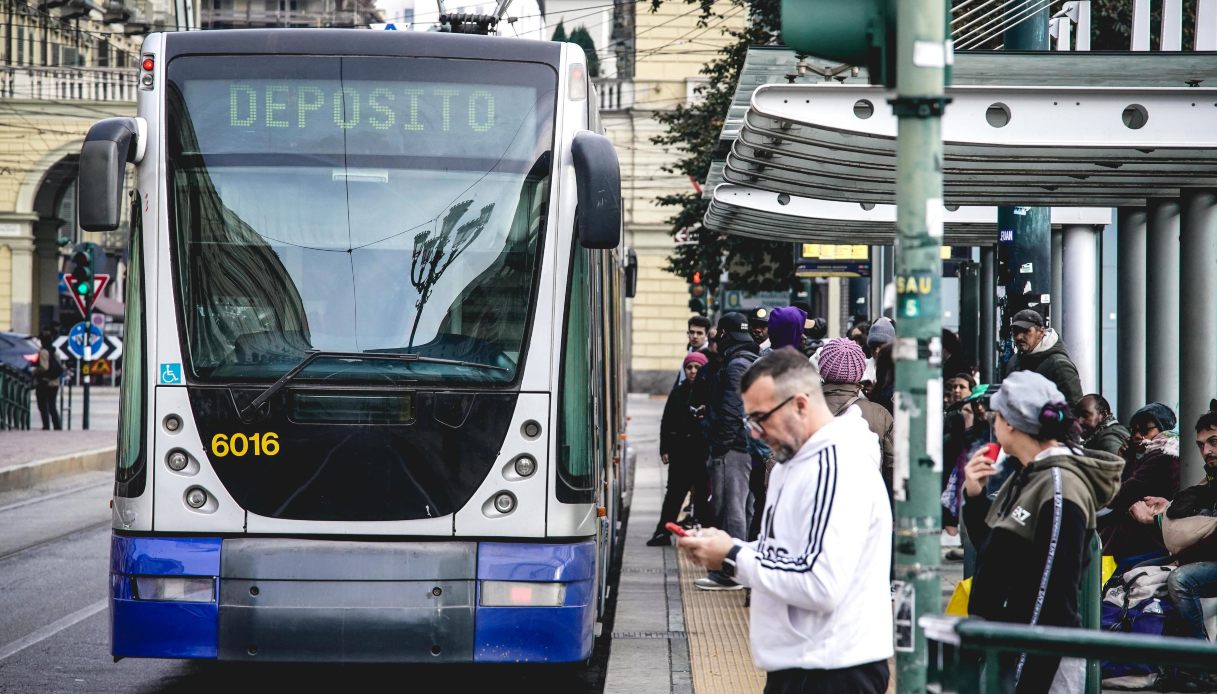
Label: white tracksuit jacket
xmin=733 ymin=408 xmax=895 ymax=672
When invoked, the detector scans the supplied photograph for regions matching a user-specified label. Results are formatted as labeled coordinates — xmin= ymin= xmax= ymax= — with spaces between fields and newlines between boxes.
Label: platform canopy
xmin=722 ymin=84 xmax=1217 ymax=207
xmin=703 ymin=48 xmax=1217 ymax=241
xmin=705 ymin=185 xmax=1113 ymax=245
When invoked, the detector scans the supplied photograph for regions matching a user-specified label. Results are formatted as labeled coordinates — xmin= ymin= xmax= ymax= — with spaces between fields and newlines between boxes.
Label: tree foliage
xmin=568 ymin=26 xmax=602 ymax=78
xmin=551 ymin=21 xmax=567 ymax=42
xmin=650 ymin=0 xmax=792 ymax=294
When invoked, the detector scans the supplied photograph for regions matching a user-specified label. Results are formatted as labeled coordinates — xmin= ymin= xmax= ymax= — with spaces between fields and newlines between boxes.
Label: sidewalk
xmin=1 ymin=386 xmax=120 ymax=491
xmin=605 ymin=394 xmax=693 ymax=694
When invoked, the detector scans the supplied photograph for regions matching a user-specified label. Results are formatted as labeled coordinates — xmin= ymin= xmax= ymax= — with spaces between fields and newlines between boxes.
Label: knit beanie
xmin=1131 ymin=402 xmax=1177 ymax=432
xmin=682 ymin=351 xmax=709 ymax=369
xmin=867 ymin=317 xmax=896 ymax=348
xmin=817 ymin=338 xmax=866 ymax=384
xmin=767 ymin=306 xmax=807 ymax=351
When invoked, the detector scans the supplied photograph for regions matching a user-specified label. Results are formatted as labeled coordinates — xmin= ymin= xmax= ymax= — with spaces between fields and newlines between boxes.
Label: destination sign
xmin=172 ymin=57 xmax=552 ymax=162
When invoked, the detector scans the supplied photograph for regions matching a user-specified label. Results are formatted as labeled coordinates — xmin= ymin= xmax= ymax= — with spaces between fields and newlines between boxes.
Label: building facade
xmin=598 ymin=0 xmax=741 ymax=393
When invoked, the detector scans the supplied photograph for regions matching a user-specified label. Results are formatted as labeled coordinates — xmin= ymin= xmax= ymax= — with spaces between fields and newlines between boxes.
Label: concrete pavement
xmin=1 ymin=387 xmax=119 ymax=491
xmin=605 ymin=394 xmax=692 ymax=694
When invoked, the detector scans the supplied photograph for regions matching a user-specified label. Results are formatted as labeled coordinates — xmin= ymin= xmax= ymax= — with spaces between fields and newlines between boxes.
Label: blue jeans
xmin=708 ymin=450 xmax=752 ymax=541
xmin=1167 ymin=561 xmax=1217 ymax=640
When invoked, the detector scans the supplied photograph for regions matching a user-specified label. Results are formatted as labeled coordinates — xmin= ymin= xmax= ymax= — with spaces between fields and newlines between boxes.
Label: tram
xmin=79 ymin=29 xmax=630 ymax=663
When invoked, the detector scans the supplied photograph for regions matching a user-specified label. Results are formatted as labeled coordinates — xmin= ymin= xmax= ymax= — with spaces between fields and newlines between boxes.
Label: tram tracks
xmin=0 ymin=476 xmax=112 ymax=562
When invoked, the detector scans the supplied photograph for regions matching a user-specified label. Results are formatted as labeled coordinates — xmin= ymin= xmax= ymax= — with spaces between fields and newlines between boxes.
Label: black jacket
xmin=1004 ymin=330 xmax=1083 ymax=405
xmin=706 ymin=340 xmax=758 ymax=458
xmin=659 ymin=380 xmax=707 ymax=461
xmin=965 ymin=448 xmax=1121 ymax=693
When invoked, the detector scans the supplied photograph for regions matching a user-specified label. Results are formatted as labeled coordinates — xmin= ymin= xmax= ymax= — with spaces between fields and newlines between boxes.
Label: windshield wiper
xmin=239 ymin=349 xmax=508 ymax=418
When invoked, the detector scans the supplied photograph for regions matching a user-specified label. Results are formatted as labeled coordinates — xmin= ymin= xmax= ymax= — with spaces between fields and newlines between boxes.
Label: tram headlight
xmin=134 ymin=576 xmax=215 ymax=603
xmin=481 ymin=581 xmax=565 ymax=607
xmin=513 ymin=455 xmax=537 ymax=478
xmin=166 ymin=450 xmax=188 ymax=472
xmin=493 ymin=492 xmax=516 ymax=514
xmin=185 ymin=487 xmax=208 ymax=509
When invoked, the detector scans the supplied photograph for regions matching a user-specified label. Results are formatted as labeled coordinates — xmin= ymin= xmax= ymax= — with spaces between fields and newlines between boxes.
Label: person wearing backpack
xmin=32 ymin=331 xmax=63 ymax=430
xmin=694 ymin=311 xmax=759 ymax=591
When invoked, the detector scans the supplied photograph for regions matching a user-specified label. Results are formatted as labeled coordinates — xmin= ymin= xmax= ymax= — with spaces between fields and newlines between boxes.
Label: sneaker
xmin=944 ymin=548 xmax=965 ymax=562
xmin=645 ymin=532 xmax=670 ymax=547
xmin=694 ymin=575 xmax=744 ymax=591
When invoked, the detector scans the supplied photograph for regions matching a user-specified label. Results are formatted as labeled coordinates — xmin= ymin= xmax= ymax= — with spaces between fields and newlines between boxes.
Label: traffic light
xmin=68 ymin=244 xmax=94 ymax=299
xmin=781 ymin=0 xmax=895 ymax=87
xmin=687 ymin=271 xmax=707 ymax=316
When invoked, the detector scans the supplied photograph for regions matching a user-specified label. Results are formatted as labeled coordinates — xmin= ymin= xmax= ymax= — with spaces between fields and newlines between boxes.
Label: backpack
xmin=730 ymin=351 xmax=772 ymax=460
xmin=41 ymin=349 xmax=64 ymax=381
xmin=1100 ymin=565 xmax=1176 ymax=683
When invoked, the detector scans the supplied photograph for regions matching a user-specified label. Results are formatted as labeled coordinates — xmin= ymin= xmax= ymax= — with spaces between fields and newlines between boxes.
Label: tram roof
xmin=159 ymin=29 xmax=562 ymax=67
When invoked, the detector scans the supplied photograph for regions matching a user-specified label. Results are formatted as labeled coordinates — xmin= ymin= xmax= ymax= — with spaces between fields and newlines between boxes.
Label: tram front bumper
xmin=110 ymin=534 xmax=595 ymax=663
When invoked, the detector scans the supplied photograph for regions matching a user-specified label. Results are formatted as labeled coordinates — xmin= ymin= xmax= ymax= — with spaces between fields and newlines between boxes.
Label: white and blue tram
xmin=79 ymin=29 xmax=630 ymax=664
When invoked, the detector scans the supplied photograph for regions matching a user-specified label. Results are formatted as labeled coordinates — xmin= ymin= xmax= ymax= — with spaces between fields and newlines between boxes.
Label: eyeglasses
xmin=744 ymin=394 xmax=802 ymax=436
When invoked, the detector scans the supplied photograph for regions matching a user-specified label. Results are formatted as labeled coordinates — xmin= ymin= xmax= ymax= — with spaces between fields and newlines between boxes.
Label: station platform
xmin=607 ymin=394 xmax=960 ymax=694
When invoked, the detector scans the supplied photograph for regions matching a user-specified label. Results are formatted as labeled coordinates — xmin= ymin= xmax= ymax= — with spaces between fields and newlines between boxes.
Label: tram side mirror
xmin=79 ymin=117 xmax=146 ymax=232
xmin=571 ymin=131 xmax=622 ymax=249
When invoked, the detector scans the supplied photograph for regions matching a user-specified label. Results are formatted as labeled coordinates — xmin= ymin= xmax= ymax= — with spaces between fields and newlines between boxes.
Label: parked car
xmin=0 ymin=332 xmax=39 ymax=374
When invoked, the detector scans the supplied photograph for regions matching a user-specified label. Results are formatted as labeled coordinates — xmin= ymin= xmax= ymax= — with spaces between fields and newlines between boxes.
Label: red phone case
xmin=665 ymin=522 xmax=688 ymax=537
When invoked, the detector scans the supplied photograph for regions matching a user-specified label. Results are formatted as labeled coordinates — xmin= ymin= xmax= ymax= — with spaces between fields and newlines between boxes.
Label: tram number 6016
xmin=211 ymin=432 xmax=280 ymax=458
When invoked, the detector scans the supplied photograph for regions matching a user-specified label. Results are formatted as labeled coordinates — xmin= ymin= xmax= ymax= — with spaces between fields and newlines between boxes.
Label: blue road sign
xmin=67 ymin=322 xmax=106 ymax=361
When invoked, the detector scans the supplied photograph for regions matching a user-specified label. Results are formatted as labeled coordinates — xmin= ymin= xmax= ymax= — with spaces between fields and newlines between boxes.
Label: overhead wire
xmin=951 ymin=0 xmax=1008 ymax=31
xmin=956 ymin=0 xmax=1063 ymax=49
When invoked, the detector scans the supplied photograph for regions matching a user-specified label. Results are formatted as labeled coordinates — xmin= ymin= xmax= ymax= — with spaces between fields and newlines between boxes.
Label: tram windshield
xmin=165 ymin=55 xmax=556 ymax=385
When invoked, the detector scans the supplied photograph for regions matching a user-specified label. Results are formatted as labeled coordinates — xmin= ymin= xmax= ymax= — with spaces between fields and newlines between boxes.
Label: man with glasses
xmin=676 ymin=315 xmax=713 ymax=386
xmin=678 ymin=349 xmax=893 ymax=693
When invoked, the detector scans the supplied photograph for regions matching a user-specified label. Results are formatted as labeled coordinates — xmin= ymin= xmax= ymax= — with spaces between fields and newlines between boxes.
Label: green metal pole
xmin=893 ymin=1 xmax=947 ymax=691
xmin=997 ymin=2 xmax=1052 ymax=374
xmin=1082 ymin=532 xmax=1103 ymax=694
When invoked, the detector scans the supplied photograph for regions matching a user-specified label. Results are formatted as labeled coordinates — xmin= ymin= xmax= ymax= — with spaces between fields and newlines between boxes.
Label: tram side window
xmin=116 ymin=192 xmax=147 ymax=497
xmin=557 ymin=246 xmax=594 ymax=503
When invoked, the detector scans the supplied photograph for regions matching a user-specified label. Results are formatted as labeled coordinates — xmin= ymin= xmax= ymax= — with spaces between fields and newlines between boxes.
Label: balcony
xmin=0 ymin=66 xmax=138 ymax=102
xmin=593 ymin=78 xmax=634 ymax=112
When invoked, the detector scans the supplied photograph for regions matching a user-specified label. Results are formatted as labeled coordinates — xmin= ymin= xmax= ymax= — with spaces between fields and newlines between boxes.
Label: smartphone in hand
xmin=665 ymin=522 xmax=689 ymax=537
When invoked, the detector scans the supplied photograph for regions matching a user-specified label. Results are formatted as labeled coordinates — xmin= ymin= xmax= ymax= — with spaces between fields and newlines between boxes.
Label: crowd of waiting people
xmin=659 ymin=303 xmax=1217 ymax=693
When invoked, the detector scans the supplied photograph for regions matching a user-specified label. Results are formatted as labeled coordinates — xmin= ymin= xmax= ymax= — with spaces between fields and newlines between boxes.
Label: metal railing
xmin=594 ymin=78 xmax=634 ymax=111
xmin=0 ymin=364 xmax=33 ymax=431
xmin=923 ymin=615 xmax=1217 ymax=694
xmin=0 ymin=66 xmax=138 ymax=102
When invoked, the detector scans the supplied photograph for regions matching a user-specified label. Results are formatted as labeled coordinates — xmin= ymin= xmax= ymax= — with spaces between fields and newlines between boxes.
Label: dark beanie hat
xmin=768 ymin=306 xmax=807 ymax=351
xmin=1131 ymin=402 xmax=1177 ymax=432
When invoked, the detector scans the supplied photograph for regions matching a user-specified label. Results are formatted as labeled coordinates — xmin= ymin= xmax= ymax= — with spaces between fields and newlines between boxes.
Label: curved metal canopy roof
xmin=703 ymin=48 xmax=1217 ymax=241
xmin=703 ymin=185 xmax=1113 ymax=244
xmin=724 ymin=84 xmax=1217 ymax=206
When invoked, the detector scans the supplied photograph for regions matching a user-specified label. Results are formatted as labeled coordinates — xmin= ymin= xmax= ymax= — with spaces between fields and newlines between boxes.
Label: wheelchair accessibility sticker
xmin=160 ymin=363 xmax=183 ymax=385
